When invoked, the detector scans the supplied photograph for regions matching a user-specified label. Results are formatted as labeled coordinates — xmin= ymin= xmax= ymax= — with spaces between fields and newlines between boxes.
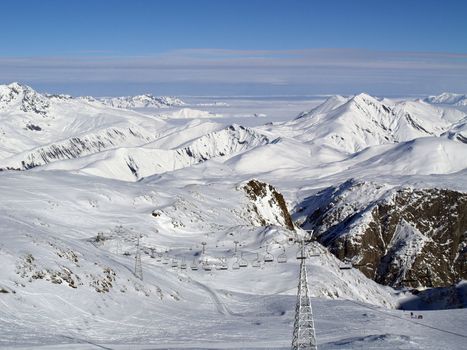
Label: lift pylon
xmin=134 ymin=235 xmax=143 ymax=281
xmin=291 ymin=242 xmax=317 ymax=350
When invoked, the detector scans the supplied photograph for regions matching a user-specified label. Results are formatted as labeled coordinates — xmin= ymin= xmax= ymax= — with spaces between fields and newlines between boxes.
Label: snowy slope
xmin=0 ymin=170 xmax=406 ymax=348
xmin=345 ymin=136 xmax=467 ymax=176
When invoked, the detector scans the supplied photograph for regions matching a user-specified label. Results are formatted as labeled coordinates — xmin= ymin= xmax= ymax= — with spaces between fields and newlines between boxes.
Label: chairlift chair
xmin=190 ymin=258 xmax=199 ymax=271
xmin=296 ymin=247 xmax=307 ymax=260
xmin=252 ymin=253 xmax=261 ymax=268
xmin=277 ymin=246 xmax=287 ymax=264
xmin=339 ymin=258 xmax=352 ymax=270
xmin=215 ymin=257 xmax=228 ymax=270
xmin=150 ymin=248 xmax=156 ymax=259
xmin=180 ymin=259 xmax=187 ymax=270
xmin=264 ymin=247 xmax=274 ymax=263
xmin=239 ymin=253 xmax=248 ymax=268
xmin=202 ymin=260 xmax=212 ymax=271
xmin=220 ymin=257 xmax=228 ymax=270
xmin=171 ymin=258 xmax=179 ymax=268
xmin=307 ymin=247 xmax=320 ymax=258
xmin=232 ymin=256 xmax=240 ymax=270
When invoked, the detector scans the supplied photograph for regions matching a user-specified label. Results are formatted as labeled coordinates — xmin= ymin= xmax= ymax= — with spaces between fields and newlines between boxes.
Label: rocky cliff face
xmin=243 ymin=179 xmax=295 ymax=231
xmin=296 ymin=180 xmax=467 ymax=288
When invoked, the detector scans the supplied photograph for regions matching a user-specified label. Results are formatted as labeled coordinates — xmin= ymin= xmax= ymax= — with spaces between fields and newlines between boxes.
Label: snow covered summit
xmin=262 ymin=92 xmax=466 ymax=154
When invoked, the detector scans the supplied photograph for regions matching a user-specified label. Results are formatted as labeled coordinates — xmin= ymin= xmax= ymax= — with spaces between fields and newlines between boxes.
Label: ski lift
xmin=216 ymin=257 xmax=228 ymax=270
xmin=239 ymin=253 xmax=248 ymax=268
xmin=202 ymin=260 xmax=212 ymax=271
xmin=252 ymin=253 xmax=262 ymax=268
xmin=307 ymin=246 xmax=320 ymax=258
xmin=264 ymin=246 xmax=274 ymax=263
xmin=180 ymin=259 xmax=187 ymax=270
xmin=171 ymin=258 xmax=179 ymax=268
xmin=296 ymin=246 xmax=307 ymax=260
xmin=220 ymin=262 xmax=228 ymax=270
xmin=339 ymin=258 xmax=352 ymax=270
xmin=190 ymin=258 xmax=199 ymax=271
xmin=277 ymin=246 xmax=287 ymax=264
xmin=150 ymin=248 xmax=156 ymax=259
xmin=232 ymin=256 xmax=240 ymax=270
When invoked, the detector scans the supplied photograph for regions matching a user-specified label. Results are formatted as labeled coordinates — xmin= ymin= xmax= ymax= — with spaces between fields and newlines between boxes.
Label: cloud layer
xmin=1 ymin=48 xmax=466 ymax=95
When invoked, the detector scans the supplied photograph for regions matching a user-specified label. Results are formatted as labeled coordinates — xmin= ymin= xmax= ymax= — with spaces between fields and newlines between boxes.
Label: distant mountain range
xmin=97 ymin=94 xmax=186 ymax=109
xmin=424 ymin=92 xmax=467 ymax=106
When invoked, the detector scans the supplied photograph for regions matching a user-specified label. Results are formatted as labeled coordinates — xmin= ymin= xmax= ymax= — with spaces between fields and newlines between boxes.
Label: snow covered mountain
xmin=0 ymin=83 xmax=169 ymax=167
xmin=425 ymin=92 xmax=467 ymax=106
xmin=41 ymin=124 xmax=270 ymax=181
xmin=1 ymin=84 xmax=466 ymax=349
xmin=99 ymin=94 xmax=186 ymax=109
xmin=261 ymin=93 xmax=466 ymax=154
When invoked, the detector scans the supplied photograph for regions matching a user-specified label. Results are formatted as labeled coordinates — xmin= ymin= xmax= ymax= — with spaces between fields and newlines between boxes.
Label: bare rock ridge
xmin=243 ymin=179 xmax=295 ymax=231
xmin=296 ymin=180 xmax=467 ymax=288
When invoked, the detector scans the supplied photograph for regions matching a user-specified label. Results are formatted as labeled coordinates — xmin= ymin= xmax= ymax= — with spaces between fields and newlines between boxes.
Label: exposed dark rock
xmin=25 ymin=123 xmax=42 ymax=131
xmin=297 ymin=180 xmax=467 ymax=288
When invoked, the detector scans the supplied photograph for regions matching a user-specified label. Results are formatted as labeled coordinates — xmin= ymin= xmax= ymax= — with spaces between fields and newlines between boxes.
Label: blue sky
xmin=1 ymin=0 xmax=466 ymax=96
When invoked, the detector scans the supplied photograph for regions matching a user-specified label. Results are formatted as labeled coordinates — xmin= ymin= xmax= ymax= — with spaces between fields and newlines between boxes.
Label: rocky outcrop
xmin=296 ymin=180 xmax=467 ymax=288
xmin=243 ymin=179 xmax=295 ymax=230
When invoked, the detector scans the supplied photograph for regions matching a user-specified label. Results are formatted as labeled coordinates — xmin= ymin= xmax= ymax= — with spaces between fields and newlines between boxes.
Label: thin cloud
xmin=0 ymin=48 xmax=466 ymax=95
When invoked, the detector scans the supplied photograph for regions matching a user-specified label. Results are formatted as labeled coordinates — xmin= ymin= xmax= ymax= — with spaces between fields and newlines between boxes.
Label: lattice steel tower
xmin=134 ymin=235 xmax=143 ymax=280
xmin=292 ymin=243 xmax=317 ymax=350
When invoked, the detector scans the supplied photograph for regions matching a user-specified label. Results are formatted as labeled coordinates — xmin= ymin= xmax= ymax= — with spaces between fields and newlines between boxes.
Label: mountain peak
xmin=349 ymin=92 xmax=379 ymax=104
xmin=0 ymin=82 xmax=34 ymax=96
xmin=295 ymin=95 xmax=348 ymax=120
xmin=0 ymin=82 xmax=49 ymax=116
